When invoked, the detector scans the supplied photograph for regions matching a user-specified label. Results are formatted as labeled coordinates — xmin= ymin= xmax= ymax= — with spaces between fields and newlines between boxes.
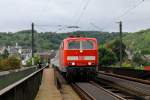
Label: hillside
xmin=123 ymin=29 xmax=150 ymax=54
xmin=0 ymin=30 xmax=119 ymax=51
xmin=0 ymin=29 xmax=149 ymax=53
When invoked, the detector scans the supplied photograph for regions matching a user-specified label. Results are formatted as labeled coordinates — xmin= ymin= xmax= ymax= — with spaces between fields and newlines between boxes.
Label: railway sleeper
xmin=93 ymin=78 xmax=146 ymax=100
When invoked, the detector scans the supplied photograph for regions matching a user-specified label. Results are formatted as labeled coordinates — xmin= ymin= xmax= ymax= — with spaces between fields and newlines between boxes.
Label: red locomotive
xmin=58 ymin=36 xmax=98 ymax=80
xmin=144 ymin=66 xmax=150 ymax=71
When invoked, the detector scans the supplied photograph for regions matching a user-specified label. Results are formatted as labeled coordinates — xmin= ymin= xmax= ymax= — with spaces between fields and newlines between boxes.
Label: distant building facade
xmin=6 ymin=43 xmax=32 ymax=65
xmin=0 ymin=46 xmax=5 ymax=54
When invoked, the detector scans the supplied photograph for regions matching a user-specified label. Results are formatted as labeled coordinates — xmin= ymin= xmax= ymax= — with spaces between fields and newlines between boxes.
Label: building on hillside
xmin=21 ymin=49 xmax=32 ymax=65
xmin=7 ymin=43 xmax=32 ymax=65
xmin=7 ymin=43 xmax=22 ymax=55
xmin=36 ymin=52 xmax=51 ymax=63
xmin=0 ymin=46 xmax=5 ymax=54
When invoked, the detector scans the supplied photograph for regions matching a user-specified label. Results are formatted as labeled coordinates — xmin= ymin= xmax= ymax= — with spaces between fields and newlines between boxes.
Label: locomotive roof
xmin=64 ymin=37 xmax=97 ymax=41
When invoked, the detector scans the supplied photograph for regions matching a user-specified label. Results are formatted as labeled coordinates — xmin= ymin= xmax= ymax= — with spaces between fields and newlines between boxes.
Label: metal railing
xmin=0 ymin=66 xmax=45 ymax=100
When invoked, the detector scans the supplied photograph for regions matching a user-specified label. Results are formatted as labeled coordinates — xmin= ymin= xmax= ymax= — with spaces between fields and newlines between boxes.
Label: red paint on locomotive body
xmin=144 ymin=66 xmax=150 ymax=71
xmin=58 ymin=36 xmax=98 ymax=72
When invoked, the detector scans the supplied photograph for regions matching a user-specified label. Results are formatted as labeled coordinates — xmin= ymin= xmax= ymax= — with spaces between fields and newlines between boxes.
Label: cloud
xmin=0 ymin=0 xmax=149 ymax=32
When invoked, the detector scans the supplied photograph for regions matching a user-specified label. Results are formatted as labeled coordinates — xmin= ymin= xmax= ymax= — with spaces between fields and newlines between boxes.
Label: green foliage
xmin=26 ymin=55 xmax=40 ymax=66
xmin=122 ymin=60 xmax=133 ymax=67
xmin=0 ymin=56 xmax=21 ymax=71
xmin=143 ymin=62 xmax=150 ymax=66
xmin=134 ymin=67 xmax=144 ymax=70
xmin=0 ymin=30 xmax=119 ymax=51
xmin=107 ymin=39 xmax=127 ymax=61
xmin=26 ymin=59 xmax=32 ymax=66
xmin=98 ymin=47 xmax=117 ymax=66
xmin=34 ymin=55 xmax=40 ymax=64
xmin=141 ymin=49 xmax=150 ymax=55
xmin=123 ymin=29 xmax=150 ymax=55
xmin=132 ymin=52 xmax=144 ymax=66
xmin=1 ymin=49 xmax=9 ymax=59
xmin=132 ymin=52 xmax=150 ymax=66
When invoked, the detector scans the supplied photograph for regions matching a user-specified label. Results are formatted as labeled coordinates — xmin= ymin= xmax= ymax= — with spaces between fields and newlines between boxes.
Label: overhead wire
xmin=75 ymin=0 xmax=91 ymax=26
xmin=90 ymin=0 xmax=145 ymax=31
xmin=71 ymin=0 xmax=85 ymax=22
xmin=116 ymin=0 xmax=145 ymax=20
xmin=90 ymin=22 xmax=102 ymax=31
xmin=33 ymin=0 xmax=75 ymax=33
xmin=40 ymin=0 xmax=87 ymax=32
xmin=34 ymin=0 xmax=91 ymax=33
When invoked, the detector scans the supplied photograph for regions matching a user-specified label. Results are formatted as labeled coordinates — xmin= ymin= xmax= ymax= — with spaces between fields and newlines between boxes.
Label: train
xmin=144 ymin=66 xmax=150 ymax=71
xmin=55 ymin=36 xmax=98 ymax=81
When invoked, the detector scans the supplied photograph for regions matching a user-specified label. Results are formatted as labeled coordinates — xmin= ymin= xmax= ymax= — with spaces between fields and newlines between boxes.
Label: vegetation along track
xmin=95 ymin=71 xmax=150 ymax=100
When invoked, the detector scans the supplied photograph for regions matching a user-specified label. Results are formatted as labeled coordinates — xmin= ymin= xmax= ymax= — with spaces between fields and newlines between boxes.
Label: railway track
xmin=71 ymin=83 xmax=95 ymax=100
xmin=93 ymin=80 xmax=144 ymax=100
xmin=96 ymin=72 xmax=150 ymax=100
xmin=71 ymin=82 xmax=124 ymax=100
xmin=70 ymin=72 xmax=150 ymax=100
xmin=71 ymin=81 xmax=145 ymax=100
xmin=54 ymin=67 xmax=150 ymax=100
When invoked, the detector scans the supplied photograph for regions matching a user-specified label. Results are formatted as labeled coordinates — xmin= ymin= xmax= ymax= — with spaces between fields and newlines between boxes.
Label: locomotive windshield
xmin=68 ymin=40 xmax=94 ymax=50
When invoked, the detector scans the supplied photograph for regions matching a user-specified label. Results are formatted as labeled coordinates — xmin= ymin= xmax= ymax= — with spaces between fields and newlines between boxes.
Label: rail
xmin=97 ymin=72 xmax=150 ymax=99
xmin=99 ymin=67 xmax=150 ymax=79
xmin=90 ymin=81 xmax=127 ymax=100
xmin=98 ymin=71 xmax=150 ymax=85
xmin=71 ymin=83 xmax=95 ymax=100
xmin=0 ymin=66 xmax=46 ymax=100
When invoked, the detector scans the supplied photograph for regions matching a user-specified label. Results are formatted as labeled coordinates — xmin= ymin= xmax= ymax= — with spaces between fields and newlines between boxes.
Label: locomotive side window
xmin=68 ymin=40 xmax=94 ymax=50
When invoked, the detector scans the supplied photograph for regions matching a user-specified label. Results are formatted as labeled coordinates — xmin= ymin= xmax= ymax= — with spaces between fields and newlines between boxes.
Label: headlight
xmin=67 ymin=56 xmax=78 ymax=60
xmin=84 ymin=56 xmax=95 ymax=60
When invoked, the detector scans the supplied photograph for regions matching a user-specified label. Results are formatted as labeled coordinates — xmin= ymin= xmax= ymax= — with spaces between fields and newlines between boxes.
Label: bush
xmin=122 ymin=61 xmax=132 ymax=68
xmin=98 ymin=47 xmax=117 ymax=66
xmin=143 ymin=61 xmax=150 ymax=66
xmin=26 ymin=54 xmax=40 ymax=66
xmin=141 ymin=49 xmax=150 ymax=54
xmin=107 ymin=39 xmax=127 ymax=61
xmin=0 ymin=56 xmax=21 ymax=71
xmin=132 ymin=53 xmax=144 ymax=66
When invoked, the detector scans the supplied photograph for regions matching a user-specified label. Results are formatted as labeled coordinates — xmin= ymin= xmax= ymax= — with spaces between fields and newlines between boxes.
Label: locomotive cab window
xmin=68 ymin=40 xmax=94 ymax=50
xmin=82 ymin=40 xmax=93 ymax=49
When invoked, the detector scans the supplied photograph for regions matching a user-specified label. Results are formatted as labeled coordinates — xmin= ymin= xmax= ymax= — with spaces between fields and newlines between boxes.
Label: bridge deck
xmin=35 ymin=67 xmax=80 ymax=100
xmin=35 ymin=67 xmax=62 ymax=100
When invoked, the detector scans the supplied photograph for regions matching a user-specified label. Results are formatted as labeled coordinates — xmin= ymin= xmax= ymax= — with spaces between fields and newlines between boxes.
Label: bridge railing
xmin=0 ymin=66 xmax=46 ymax=100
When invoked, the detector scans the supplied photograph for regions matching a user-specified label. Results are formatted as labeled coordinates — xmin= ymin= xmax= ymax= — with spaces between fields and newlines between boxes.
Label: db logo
xmin=78 ymin=56 xmax=84 ymax=60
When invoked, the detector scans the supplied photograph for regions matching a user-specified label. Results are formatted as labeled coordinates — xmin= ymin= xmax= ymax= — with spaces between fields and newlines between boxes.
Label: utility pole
xmin=118 ymin=21 xmax=123 ymax=67
xmin=31 ymin=22 xmax=34 ymax=65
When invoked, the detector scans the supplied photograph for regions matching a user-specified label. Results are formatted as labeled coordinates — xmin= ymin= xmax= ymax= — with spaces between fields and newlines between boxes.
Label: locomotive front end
xmin=62 ymin=37 xmax=98 ymax=81
xmin=64 ymin=37 xmax=98 ymax=67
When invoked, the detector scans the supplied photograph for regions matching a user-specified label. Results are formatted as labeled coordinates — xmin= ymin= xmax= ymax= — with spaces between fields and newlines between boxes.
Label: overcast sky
xmin=0 ymin=0 xmax=150 ymax=32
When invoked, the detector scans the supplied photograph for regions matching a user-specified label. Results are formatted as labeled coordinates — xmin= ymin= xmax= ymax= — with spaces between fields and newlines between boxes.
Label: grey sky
xmin=0 ymin=0 xmax=150 ymax=32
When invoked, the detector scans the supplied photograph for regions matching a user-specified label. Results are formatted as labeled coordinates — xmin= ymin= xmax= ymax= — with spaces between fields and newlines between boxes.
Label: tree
xmin=1 ymin=49 xmax=9 ymax=59
xmin=132 ymin=52 xmax=150 ymax=66
xmin=132 ymin=52 xmax=144 ymax=66
xmin=0 ymin=56 xmax=21 ymax=71
xmin=98 ymin=47 xmax=117 ymax=66
xmin=108 ymin=39 xmax=127 ymax=61
xmin=26 ymin=54 xmax=40 ymax=66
